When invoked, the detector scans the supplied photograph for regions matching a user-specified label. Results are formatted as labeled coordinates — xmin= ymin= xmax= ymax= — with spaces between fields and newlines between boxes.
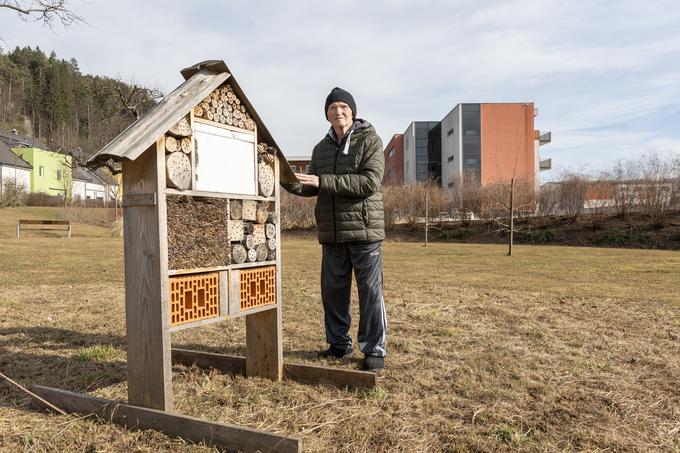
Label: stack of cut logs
xmin=193 ymin=83 xmax=256 ymax=132
xmin=165 ymin=116 xmax=193 ymax=190
xmin=228 ymin=199 xmax=277 ymax=264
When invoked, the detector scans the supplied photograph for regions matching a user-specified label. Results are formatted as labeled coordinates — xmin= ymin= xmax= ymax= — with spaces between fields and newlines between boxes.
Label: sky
xmin=1 ymin=0 xmax=680 ymax=181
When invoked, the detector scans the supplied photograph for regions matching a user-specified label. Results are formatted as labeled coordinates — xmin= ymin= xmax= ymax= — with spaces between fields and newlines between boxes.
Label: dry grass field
xmin=0 ymin=207 xmax=679 ymax=452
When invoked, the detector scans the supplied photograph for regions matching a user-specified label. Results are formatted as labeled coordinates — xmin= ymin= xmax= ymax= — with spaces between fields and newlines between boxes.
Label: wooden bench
xmin=16 ymin=219 xmax=72 ymax=239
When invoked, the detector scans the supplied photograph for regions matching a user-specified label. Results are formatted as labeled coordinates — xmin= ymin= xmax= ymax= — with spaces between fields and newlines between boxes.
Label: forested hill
xmin=0 ymin=46 xmax=161 ymax=157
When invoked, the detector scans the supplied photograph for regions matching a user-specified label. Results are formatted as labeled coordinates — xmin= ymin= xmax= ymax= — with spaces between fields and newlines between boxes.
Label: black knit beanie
xmin=324 ymin=87 xmax=356 ymax=119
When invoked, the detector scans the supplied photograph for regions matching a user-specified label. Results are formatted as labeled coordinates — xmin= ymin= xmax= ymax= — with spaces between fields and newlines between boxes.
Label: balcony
xmin=539 ymin=131 xmax=551 ymax=145
xmin=539 ymin=158 xmax=552 ymax=171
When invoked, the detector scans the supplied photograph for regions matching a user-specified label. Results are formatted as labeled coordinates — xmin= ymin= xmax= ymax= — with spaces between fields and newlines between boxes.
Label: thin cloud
xmin=0 ymin=0 xmax=679 ymax=177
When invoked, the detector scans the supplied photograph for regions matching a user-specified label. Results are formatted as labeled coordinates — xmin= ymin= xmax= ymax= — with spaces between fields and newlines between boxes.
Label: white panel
xmin=194 ymin=122 xmax=257 ymax=195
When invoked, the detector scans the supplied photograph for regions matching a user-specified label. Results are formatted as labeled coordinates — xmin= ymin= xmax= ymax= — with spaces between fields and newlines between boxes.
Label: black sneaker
xmin=317 ymin=347 xmax=353 ymax=359
xmin=363 ymin=355 xmax=384 ymax=372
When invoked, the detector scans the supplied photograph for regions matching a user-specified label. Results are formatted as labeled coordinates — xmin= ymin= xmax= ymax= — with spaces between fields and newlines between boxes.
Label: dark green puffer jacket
xmin=283 ymin=119 xmax=385 ymax=244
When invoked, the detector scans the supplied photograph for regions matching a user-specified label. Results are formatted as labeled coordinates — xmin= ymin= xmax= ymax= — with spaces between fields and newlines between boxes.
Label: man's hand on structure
xmin=295 ymin=173 xmax=319 ymax=188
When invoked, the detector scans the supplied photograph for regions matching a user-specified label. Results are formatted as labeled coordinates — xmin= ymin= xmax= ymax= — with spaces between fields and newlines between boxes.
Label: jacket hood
xmin=326 ymin=118 xmax=374 ymax=144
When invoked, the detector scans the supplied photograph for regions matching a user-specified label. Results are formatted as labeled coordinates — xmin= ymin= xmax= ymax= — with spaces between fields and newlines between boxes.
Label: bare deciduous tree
xmin=0 ymin=176 xmax=27 ymax=207
xmin=0 ymin=0 xmax=84 ymax=29
xmin=112 ymin=80 xmax=163 ymax=120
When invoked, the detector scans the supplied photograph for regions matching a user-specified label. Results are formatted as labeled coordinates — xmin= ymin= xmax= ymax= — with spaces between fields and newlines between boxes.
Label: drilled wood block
xmin=168 ymin=116 xmax=192 ymax=137
xmin=228 ymin=220 xmax=244 ymax=242
xmin=252 ymin=224 xmax=266 ymax=245
xmin=242 ymin=200 xmax=257 ymax=221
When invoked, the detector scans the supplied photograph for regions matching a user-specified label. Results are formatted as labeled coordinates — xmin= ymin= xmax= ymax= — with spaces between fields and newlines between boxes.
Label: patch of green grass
xmin=357 ymin=387 xmax=387 ymax=400
xmin=491 ymin=423 xmax=532 ymax=446
xmin=76 ymin=344 xmax=122 ymax=362
xmin=437 ymin=327 xmax=459 ymax=337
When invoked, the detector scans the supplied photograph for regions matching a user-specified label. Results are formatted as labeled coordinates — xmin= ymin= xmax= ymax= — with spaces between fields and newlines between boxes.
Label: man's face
xmin=326 ymin=101 xmax=353 ymax=130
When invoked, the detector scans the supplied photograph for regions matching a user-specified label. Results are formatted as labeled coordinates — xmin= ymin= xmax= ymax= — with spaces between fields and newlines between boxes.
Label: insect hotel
xmin=31 ymin=60 xmax=375 ymax=452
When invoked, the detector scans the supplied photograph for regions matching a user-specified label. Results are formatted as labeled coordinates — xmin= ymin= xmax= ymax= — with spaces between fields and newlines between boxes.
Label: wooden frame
xmin=171 ymin=349 xmax=377 ymax=390
xmin=38 ymin=61 xmax=377 ymax=452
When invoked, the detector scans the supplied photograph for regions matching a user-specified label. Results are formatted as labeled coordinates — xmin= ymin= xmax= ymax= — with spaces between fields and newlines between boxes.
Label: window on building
xmin=447 ymin=156 xmax=454 ymax=162
xmin=387 ymin=148 xmax=395 ymax=160
xmin=464 ymin=129 xmax=478 ymax=137
xmin=56 ymin=170 xmax=62 ymax=181
xmin=291 ymin=164 xmax=298 ymax=172
xmin=447 ymin=128 xmax=454 ymax=137
xmin=466 ymin=158 xmax=478 ymax=165
xmin=39 ymin=166 xmax=44 ymax=176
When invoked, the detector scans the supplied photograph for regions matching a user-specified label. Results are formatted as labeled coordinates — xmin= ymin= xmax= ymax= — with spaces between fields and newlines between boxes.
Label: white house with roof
xmin=72 ymin=166 xmax=118 ymax=203
xmin=0 ymin=141 xmax=32 ymax=197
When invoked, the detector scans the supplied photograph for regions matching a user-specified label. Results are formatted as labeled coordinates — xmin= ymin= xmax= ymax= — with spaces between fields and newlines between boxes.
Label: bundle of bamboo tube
xmin=193 ymin=83 xmax=256 ymax=131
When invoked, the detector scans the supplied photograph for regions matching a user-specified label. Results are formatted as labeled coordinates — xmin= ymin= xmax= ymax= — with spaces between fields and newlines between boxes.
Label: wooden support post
xmin=122 ymin=141 xmax=173 ymax=411
xmin=31 ymin=385 xmax=300 ymax=453
xmin=246 ymin=308 xmax=282 ymax=380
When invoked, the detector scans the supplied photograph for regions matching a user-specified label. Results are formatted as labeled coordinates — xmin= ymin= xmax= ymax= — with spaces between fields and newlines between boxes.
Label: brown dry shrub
xmin=280 ymin=190 xmax=316 ymax=229
xmin=0 ymin=178 xmax=27 ymax=208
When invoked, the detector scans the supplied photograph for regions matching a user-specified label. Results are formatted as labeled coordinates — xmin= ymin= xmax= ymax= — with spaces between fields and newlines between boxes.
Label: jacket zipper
xmin=332 ymin=141 xmax=339 ymax=243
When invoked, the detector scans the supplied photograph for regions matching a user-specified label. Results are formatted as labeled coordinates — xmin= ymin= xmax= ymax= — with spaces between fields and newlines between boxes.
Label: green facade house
xmin=10 ymin=146 xmax=73 ymax=199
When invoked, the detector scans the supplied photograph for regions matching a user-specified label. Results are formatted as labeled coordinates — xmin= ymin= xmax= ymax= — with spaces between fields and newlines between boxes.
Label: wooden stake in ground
xmin=0 ymin=372 xmax=67 ymax=416
xmin=508 ymin=177 xmax=514 ymax=257
xmin=424 ymin=189 xmax=429 ymax=247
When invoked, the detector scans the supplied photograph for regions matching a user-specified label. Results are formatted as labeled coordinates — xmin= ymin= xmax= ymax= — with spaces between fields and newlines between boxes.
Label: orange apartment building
xmin=384 ymin=103 xmax=551 ymax=190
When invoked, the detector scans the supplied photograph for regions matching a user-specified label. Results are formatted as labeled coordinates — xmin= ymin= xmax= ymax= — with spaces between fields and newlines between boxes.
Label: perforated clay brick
xmin=169 ymin=272 xmax=220 ymax=326
xmin=239 ymin=266 xmax=276 ymax=310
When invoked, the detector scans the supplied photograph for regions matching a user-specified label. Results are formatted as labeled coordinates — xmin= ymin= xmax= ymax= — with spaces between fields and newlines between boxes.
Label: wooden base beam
xmin=31 ymin=385 xmax=300 ymax=453
xmin=171 ymin=348 xmax=377 ymax=390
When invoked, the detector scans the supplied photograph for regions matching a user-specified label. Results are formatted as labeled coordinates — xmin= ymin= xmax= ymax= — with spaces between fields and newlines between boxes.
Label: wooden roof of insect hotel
xmin=87 ymin=60 xmax=294 ymax=181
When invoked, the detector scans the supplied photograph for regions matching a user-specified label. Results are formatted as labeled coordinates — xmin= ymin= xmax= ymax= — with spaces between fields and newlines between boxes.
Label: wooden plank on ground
xmin=283 ymin=362 xmax=377 ymax=390
xmin=31 ymin=385 xmax=300 ymax=453
xmin=171 ymin=349 xmax=376 ymax=389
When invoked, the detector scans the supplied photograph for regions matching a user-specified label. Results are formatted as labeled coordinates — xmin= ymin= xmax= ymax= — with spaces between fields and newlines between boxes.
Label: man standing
xmin=283 ymin=87 xmax=387 ymax=372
